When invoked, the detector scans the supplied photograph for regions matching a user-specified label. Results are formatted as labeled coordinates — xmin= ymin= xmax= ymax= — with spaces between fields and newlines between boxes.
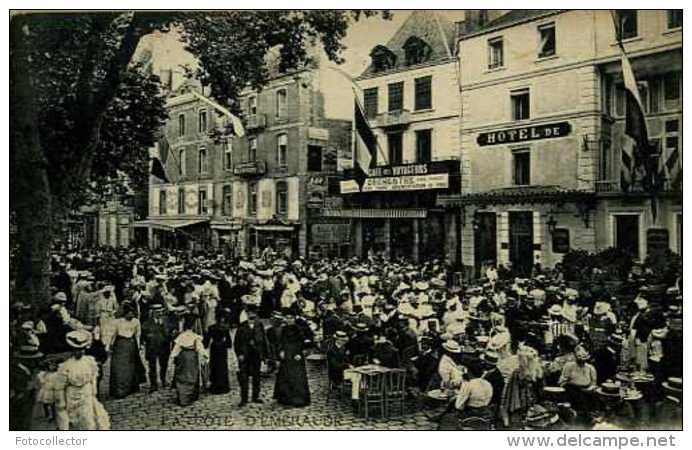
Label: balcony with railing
xmin=233 ymin=160 xmax=266 ymax=177
xmin=375 ymin=109 xmax=411 ymax=129
xmin=245 ymin=114 xmax=267 ymax=131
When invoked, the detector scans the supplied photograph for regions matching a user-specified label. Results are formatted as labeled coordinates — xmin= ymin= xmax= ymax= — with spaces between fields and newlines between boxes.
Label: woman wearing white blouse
xmin=109 ymin=303 xmax=145 ymax=399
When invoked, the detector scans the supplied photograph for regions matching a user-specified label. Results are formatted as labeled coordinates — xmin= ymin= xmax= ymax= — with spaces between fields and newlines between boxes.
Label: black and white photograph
xmin=7 ymin=6 xmax=685 ymax=435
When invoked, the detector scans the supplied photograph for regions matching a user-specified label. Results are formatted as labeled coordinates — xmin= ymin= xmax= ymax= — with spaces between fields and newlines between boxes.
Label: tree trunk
xmin=11 ymin=17 xmax=53 ymax=308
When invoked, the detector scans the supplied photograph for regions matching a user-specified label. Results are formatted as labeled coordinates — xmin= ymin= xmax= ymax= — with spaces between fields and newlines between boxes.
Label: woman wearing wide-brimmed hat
xmin=55 ymin=330 xmax=110 ymax=430
xmin=109 ymin=302 xmax=145 ymax=399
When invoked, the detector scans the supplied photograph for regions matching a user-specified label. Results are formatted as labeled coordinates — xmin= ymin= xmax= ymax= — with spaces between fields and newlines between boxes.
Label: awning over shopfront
xmin=133 ymin=218 xmax=210 ymax=231
xmin=321 ymin=208 xmax=428 ymax=219
xmin=251 ymin=224 xmax=295 ymax=232
xmin=210 ymin=220 xmax=242 ymax=231
xmin=437 ymin=186 xmax=595 ymax=207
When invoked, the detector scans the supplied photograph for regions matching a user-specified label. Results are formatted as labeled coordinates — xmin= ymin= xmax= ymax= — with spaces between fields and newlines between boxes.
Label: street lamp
xmin=546 ymin=215 xmax=558 ymax=234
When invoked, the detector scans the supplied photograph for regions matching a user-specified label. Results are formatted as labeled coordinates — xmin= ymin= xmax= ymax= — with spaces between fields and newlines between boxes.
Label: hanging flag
xmin=353 ymin=98 xmax=376 ymax=190
xmin=190 ymin=90 xmax=245 ymax=137
xmin=151 ymin=157 xmax=169 ymax=183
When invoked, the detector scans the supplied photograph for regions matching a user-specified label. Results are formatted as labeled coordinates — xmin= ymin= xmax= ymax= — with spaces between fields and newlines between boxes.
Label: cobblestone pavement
xmin=33 ymin=349 xmax=439 ymax=431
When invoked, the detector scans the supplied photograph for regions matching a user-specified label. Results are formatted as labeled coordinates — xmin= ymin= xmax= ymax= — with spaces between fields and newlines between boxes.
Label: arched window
xmin=276 ymin=181 xmax=288 ymax=216
xmin=370 ymin=45 xmax=397 ymax=72
xmin=403 ymin=36 xmax=432 ymax=66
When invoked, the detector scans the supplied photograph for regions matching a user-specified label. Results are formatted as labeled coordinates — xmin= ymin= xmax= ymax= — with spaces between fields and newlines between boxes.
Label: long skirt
xmin=109 ymin=336 xmax=145 ymax=399
xmin=208 ymin=346 xmax=230 ymax=394
xmin=273 ymin=358 xmax=311 ymax=407
xmin=174 ymin=349 xmax=200 ymax=406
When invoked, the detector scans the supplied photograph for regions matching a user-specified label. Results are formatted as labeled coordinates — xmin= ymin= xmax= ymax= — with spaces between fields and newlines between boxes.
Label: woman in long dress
xmin=171 ymin=314 xmax=205 ymax=406
xmin=109 ymin=303 xmax=145 ymax=399
xmin=56 ymin=330 xmax=110 ymax=430
xmin=273 ymin=314 xmax=311 ymax=407
xmin=203 ymin=313 xmax=232 ymax=394
xmin=500 ymin=345 xmax=544 ymax=428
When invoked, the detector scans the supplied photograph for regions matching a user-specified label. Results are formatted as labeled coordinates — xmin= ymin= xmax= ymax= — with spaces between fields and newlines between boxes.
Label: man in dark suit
xmin=142 ymin=304 xmax=174 ymax=392
xmin=234 ymin=308 xmax=268 ymax=407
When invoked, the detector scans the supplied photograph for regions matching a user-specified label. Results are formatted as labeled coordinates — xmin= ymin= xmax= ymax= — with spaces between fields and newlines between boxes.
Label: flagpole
xmin=327 ymin=64 xmax=388 ymax=165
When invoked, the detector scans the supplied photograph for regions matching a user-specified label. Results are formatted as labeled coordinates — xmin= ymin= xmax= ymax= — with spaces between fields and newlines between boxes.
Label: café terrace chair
xmin=357 ymin=372 xmax=387 ymax=421
xmin=385 ymin=368 xmax=407 ymax=417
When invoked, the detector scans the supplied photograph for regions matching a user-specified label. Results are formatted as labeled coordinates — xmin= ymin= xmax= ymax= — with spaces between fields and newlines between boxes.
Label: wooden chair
xmin=385 ymin=368 xmax=407 ymax=417
xmin=357 ymin=372 xmax=386 ymax=420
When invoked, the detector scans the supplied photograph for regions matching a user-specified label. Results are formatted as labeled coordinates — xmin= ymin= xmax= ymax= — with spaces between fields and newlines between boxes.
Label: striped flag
xmin=354 ymin=98 xmax=376 ymax=190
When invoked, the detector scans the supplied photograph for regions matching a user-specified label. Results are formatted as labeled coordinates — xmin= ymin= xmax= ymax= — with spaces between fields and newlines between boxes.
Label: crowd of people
xmin=9 ymin=246 xmax=683 ymax=430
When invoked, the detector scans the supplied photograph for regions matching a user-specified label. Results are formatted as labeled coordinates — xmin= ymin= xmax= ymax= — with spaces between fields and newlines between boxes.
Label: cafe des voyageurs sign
xmin=340 ymin=160 xmax=459 ymax=194
xmin=477 ymin=122 xmax=571 ymax=146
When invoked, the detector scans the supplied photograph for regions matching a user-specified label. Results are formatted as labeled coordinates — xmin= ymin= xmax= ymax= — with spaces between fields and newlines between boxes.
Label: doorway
xmin=509 ymin=211 xmax=534 ymax=276
xmin=613 ymin=214 xmax=640 ymax=259
xmin=473 ymin=212 xmax=497 ymax=277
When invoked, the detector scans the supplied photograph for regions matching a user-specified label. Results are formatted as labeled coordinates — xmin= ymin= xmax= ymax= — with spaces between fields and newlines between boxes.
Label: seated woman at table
xmin=326 ymin=331 xmax=350 ymax=386
xmin=438 ymin=340 xmax=465 ymax=390
xmin=438 ymin=363 xmax=494 ymax=430
xmin=558 ymin=346 xmax=597 ymax=417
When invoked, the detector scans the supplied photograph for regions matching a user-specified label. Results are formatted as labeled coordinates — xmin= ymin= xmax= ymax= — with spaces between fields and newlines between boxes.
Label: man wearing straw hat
xmin=10 ymin=343 xmax=44 ymax=430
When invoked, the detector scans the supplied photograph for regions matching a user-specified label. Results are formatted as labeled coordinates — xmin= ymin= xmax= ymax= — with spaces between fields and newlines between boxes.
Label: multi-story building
xmin=230 ymin=64 xmax=352 ymax=258
xmin=138 ymin=64 xmax=352 ymax=258
xmin=439 ymin=10 xmax=682 ymax=276
xmin=339 ymin=10 xmax=466 ymax=263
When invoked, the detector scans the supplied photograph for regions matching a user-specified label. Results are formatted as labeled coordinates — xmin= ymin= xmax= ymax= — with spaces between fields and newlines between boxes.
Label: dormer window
xmin=370 ymin=45 xmax=397 ymax=73
xmin=403 ymin=36 xmax=432 ymax=66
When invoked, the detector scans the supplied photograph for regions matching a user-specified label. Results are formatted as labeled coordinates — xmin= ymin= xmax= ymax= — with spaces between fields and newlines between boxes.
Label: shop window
xmin=488 ymin=37 xmax=504 ymax=69
xmin=363 ymin=88 xmax=378 ymax=119
xmin=388 ymin=81 xmax=404 ymax=112
xmin=276 ymin=181 xmax=288 ymax=216
xmin=159 ymin=190 xmax=167 ymax=215
xmin=511 ymin=89 xmax=530 ymax=121
xmin=416 ymin=129 xmax=432 ymax=163
xmin=538 ymin=23 xmax=556 ymax=58
xmin=178 ymin=188 xmax=185 ymax=214
xmin=222 ymin=185 xmax=232 ymax=216
xmin=387 ymin=132 xmax=403 ymax=165
xmin=616 ymin=10 xmax=638 ymax=40
xmin=513 ymin=149 xmax=530 ymax=186
xmin=277 ymin=133 xmax=288 ymax=167
xmin=198 ymin=189 xmax=208 ymax=215
xmin=307 ymin=145 xmax=323 ymax=172
xmin=414 ymin=76 xmax=432 ymax=111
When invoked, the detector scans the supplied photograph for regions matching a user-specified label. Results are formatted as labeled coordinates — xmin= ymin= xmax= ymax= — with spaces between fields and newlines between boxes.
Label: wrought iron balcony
xmin=245 ymin=114 xmax=267 ymax=131
xmin=375 ymin=109 xmax=411 ymax=129
xmin=233 ymin=160 xmax=266 ymax=176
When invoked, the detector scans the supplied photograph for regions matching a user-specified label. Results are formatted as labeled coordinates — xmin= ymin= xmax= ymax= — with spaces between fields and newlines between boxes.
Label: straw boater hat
xmin=66 ymin=330 xmax=93 ymax=349
xmin=525 ymin=405 xmax=559 ymax=429
xmin=14 ymin=343 xmax=44 ymax=360
xmin=593 ymin=301 xmax=612 ymax=315
xmin=481 ymin=350 xmax=499 ymax=366
xmin=442 ymin=339 xmax=462 ymax=354
xmin=596 ymin=380 xmax=622 ymax=398
xmin=334 ymin=330 xmax=349 ymax=342
xmin=662 ymin=377 xmax=682 ymax=395
xmin=53 ymin=292 xmax=68 ymax=303
xmin=415 ymin=281 xmax=430 ymax=291
xmin=651 ymin=328 xmax=668 ymax=339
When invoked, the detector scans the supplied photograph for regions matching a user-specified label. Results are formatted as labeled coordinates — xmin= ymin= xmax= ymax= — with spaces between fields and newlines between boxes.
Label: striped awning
xmin=321 ymin=208 xmax=428 ymax=219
